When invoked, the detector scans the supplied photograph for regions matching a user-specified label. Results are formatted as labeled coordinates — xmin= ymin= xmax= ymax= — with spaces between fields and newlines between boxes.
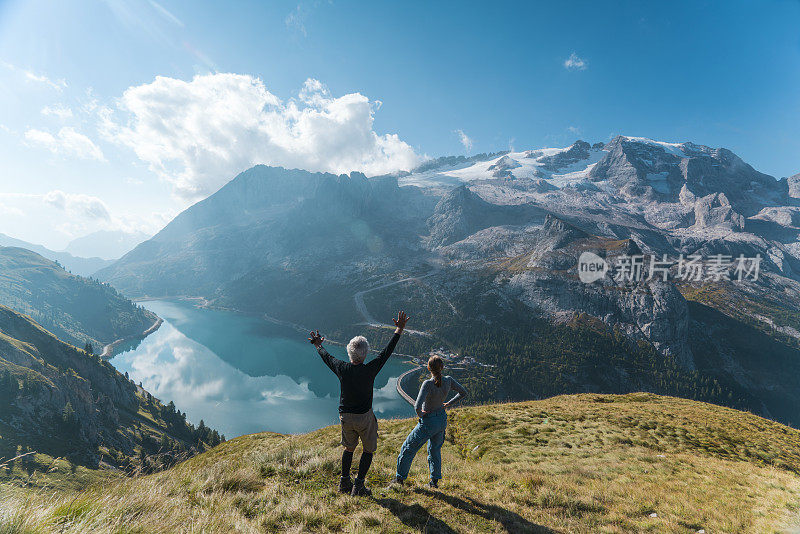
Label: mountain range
xmin=0 ymin=233 xmax=113 ymax=277
xmin=64 ymin=230 xmax=150 ymax=261
xmin=0 ymin=230 xmax=149 ymax=276
xmin=96 ymin=136 xmax=800 ymax=426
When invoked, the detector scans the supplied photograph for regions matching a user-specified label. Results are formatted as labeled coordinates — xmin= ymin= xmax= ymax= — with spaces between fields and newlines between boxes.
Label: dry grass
xmin=2 ymin=393 xmax=800 ymax=533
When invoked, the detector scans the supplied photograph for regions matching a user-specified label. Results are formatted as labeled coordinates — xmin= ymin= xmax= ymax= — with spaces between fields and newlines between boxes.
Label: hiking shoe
xmin=428 ymin=479 xmax=439 ymax=489
xmin=351 ymin=478 xmax=372 ymax=497
xmin=389 ymin=475 xmax=404 ymax=487
xmin=338 ymin=476 xmax=353 ymax=494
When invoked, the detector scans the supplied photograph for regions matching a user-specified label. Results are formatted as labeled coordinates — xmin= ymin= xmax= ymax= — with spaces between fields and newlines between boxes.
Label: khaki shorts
xmin=339 ymin=409 xmax=378 ymax=453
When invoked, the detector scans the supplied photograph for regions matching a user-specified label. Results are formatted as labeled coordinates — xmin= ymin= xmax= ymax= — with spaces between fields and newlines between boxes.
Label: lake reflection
xmin=111 ymin=300 xmax=414 ymax=437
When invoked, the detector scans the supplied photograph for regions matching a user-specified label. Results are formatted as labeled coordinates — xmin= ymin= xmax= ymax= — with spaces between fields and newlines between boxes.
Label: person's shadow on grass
xmin=413 ymin=487 xmax=558 ymax=534
xmin=374 ymin=496 xmax=457 ymax=533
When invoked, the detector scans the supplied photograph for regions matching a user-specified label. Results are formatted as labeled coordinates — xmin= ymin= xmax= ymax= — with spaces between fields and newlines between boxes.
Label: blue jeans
xmin=395 ymin=409 xmax=447 ymax=481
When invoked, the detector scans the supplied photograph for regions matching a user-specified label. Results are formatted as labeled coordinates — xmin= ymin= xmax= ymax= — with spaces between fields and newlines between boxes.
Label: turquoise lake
xmin=110 ymin=300 xmax=415 ymax=438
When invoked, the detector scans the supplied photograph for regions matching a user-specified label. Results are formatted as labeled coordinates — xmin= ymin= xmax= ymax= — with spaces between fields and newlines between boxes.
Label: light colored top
xmin=414 ymin=375 xmax=467 ymax=418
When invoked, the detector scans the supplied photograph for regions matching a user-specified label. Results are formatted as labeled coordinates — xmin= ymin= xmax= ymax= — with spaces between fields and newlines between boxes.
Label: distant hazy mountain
xmin=97 ymin=138 xmax=800 ymax=426
xmin=0 ymin=304 xmax=222 ymax=468
xmin=0 ymin=233 xmax=112 ymax=276
xmin=65 ymin=230 xmax=150 ymax=261
xmin=0 ymin=246 xmax=158 ymax=349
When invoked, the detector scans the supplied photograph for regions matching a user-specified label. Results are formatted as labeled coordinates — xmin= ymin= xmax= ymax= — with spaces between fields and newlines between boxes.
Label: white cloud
xmin=567 ymin=125 xmax=582 ymax=134
xmin=103 ymin=73 xmax=421 ymax=200
xmin=563 ymin=52 xmax=587 ymax=71
xmin=0 ymin=202 xmax=24 ymax=217
xmin=24 ymin=71 xmax=67 ymax=90
xmin=0 ymin=192 xmax=162 ymax=249
xmin=41 ymin=104 xmax=74 ymax=120
xmin=24 ymin=127 xmax=105 ymax=161
xmin=0 ymin=61 xmax=67 ymax=91
xmin=456 ymin=129 xmax=473 ymax=152
xmin=44 ymin=190 xmax=111 ymax=221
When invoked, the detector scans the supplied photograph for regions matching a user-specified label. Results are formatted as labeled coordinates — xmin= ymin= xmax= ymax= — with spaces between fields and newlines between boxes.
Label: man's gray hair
xmin=347 ymin=335 xmax=370 ymax=364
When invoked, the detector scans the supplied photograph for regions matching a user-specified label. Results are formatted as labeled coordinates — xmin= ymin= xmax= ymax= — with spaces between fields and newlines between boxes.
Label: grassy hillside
xmin=0 ymin=246 xmax=157 ymax=349
xmin=2 ymin=394 xmax=800 ymax=533
xmin=0 ymin=305 xmax=222 ymax=472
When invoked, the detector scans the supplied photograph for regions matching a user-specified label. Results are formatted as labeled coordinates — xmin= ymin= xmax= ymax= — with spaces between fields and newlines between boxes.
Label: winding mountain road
xmin=353 ymin=273 xmax=436 ymax=336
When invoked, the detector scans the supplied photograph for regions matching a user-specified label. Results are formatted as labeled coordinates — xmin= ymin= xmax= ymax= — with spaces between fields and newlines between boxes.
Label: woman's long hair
xmin=428 ymin=355 xmax=444 ymax=387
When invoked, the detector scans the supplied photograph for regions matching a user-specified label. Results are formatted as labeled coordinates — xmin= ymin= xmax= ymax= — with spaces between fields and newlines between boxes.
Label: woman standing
xmin=393 ymin=355 xmax=468 ymax=487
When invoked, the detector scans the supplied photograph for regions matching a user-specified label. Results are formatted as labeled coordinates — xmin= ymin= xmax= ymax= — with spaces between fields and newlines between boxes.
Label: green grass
xmin=2 ymin=393 xmax=800 ymax=533
xmin=0 ymin=451 xmax=111 ymax=492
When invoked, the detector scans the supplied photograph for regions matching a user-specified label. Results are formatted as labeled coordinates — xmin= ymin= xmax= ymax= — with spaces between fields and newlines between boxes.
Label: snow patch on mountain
xmin=621 ymin=136 xmax=692 ymax=158
xmin=399 ymin=141 xmax=606 ymax=188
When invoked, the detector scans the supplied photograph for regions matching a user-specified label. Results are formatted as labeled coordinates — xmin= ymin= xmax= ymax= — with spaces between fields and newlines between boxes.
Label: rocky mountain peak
xmin=435 ymin=184 xmax=482 ymax=209
xmin=427 ymin=186 xmax=491 ymax=247
xmin=488 ymin=155 xmax=522 ymax=178
xmin=536 ymin=214 xmax=590 ymax=252
xmin=588 ymin=136 xmax=785 ymax=215
xmin=538 ymin=140 xmax=593 ymax=172
xmin=542 ymin=213 xmax=587 ymax=237
xmin=488 ymin=155 xmax=521 ymax=172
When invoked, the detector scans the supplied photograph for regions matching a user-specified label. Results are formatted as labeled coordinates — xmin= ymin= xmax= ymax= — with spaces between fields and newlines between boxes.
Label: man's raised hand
xmin=308 ymin=330 xmax=325 ymax=347
xmin=393 ymin=310 xmax=410 ymax=334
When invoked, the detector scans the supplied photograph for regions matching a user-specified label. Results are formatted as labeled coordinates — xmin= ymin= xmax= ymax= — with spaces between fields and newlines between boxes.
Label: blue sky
xmin=0 ymin=0 xmax=799 ymax=249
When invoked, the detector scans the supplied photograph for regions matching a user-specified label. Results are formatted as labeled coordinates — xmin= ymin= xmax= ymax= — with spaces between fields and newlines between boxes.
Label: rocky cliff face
xmin=0 ymin=305 xmax=137 ymax=462
xmin=505 ymin=270 xmax=694 ymax=369
xmin=787 ymin=173 xmax=800 ymax=199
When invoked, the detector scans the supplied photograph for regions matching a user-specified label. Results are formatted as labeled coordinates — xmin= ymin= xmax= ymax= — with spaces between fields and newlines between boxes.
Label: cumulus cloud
xmin=456 ymin=129 xmax=473 ymax=152
xmin=24 ymin=127 xmax=105 ymax=161
xmin=103 ymin=73 xmax=420 ymax=200
xmin=44 ymin=190 xmax=111 ymax=220
xmin=563 ymin=52 xmax=587 ymax=71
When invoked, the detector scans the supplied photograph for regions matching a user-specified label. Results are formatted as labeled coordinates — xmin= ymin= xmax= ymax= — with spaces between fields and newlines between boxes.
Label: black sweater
xmin=317 ymin=333 xmax=401 ymax=414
